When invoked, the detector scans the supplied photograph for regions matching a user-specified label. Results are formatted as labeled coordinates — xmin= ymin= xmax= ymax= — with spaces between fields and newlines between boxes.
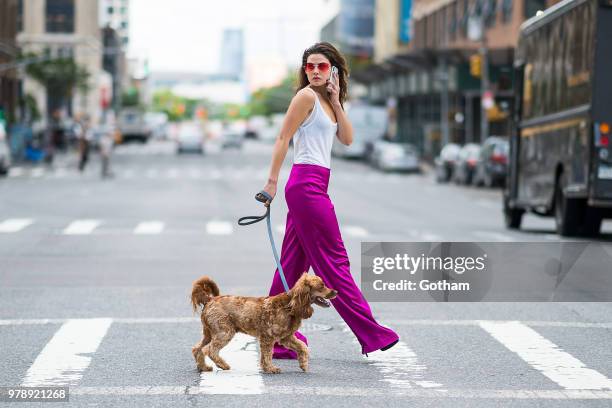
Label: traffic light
xmin=470 ymin=54 xmax=482 ymax=78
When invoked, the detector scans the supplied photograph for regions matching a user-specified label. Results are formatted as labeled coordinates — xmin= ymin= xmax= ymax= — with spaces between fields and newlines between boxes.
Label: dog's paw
xmin=197 ymin=364 xmax=212 ymax=372
xmin=263 ymin=366 xmax=281 ymax=374
xmin=299 ymin=362 xmax=308 ymax=372
xmin=218 ymin=363 xmax=231 ymax=370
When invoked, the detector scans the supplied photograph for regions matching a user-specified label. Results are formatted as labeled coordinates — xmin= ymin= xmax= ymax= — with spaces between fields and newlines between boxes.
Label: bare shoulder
xmin=293 ymin=87 xmax=316 ymax=106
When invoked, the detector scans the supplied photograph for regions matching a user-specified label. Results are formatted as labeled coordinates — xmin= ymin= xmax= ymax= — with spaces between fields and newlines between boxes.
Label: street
xmin=1 ymin=139 xmax=612 ymax=407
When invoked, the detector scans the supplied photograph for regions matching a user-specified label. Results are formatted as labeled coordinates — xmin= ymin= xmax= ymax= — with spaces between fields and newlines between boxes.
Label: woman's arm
xmin=332 ymin=102 xmax=353 ymax=146
xmin=262 ymin=89 xmax=315 ymax=203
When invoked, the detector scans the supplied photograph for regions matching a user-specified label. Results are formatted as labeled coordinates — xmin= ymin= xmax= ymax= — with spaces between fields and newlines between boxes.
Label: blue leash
xmin=237 ymin=190 xmax=290 ymax=292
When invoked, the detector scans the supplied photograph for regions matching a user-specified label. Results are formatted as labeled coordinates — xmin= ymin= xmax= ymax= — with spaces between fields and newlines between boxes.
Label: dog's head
xmin=288 ymin=273 xmax=338 ymax=319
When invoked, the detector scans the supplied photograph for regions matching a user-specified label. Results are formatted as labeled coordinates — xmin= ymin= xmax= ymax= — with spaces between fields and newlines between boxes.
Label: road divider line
xmin=66 ymin=385 xmax=612 ymax=399
xmin=197 ymin=333 xmax=264 ymax=394
xmin=0 ymin=218 xmax=33 ymax=233
xmin=21 ymin=318 xmax=112 ymax=386
xmin=480 ymin=321 xmax=612 ymax=390
xmin=343 ymin=225 xmax=369 ymax=238
xmin=3 ymin=317 xmax=612 ymax=330
xmin=133 ymin=221 xmax=165 ymax=235
xmin=62 ymin=220 xmax=101 ymax=235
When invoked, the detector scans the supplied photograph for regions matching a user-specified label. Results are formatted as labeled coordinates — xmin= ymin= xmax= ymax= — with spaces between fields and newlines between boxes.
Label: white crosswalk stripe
xmin=198 ymin=333 xmax=264 ymax=394
xmin=0 ymin=218 xmax=33 ymax=233
xmin=133 ymin=221 xmax=165 ymax=235
xmin=480 ymin=321 xmax=612 ymax=390
xmin=62 ymin=219 xmax=102 ymax=235
xmin=206 ymin=220 xmax=233 ymax=235
xmin=21 ymin=318 xmax=112 ymax=386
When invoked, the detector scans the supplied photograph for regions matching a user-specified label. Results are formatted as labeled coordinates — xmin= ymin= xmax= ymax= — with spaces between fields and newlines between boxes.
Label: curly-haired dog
xmin=191 ymin=272 xmax=337 ymax=374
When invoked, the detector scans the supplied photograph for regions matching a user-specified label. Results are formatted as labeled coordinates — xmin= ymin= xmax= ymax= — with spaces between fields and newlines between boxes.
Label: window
xmin=485 ymin=0 xmax=497 ymax=28
xmin=108 ymin=6 xmax=114 ymax=14
xmin=17 ymin=0 xmax=23 ymax=32
xmin=46 ymin=0 xmax=75 ymax=33
xmin=502 ymin=0 xmax=513 ymax=22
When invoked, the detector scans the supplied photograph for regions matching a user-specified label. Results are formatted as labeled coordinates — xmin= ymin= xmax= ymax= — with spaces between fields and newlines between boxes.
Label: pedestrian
xmin=99 ymin=125 xmax=114 ymax=179
xmin=75 ymin=115 xmax=92 ymax=173
xmin=261 ymin=42 xmax=399 ymax=359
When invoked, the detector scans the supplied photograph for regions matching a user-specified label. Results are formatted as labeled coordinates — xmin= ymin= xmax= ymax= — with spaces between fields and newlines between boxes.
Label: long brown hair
xmin=297 ymin=42 xmax=349 ymax=108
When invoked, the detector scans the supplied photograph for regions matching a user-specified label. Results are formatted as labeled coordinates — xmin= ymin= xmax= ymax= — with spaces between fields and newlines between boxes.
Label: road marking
xmin=473 ymin=230 xmax=517 ymax=242
xmin=62 ymin=220 xmax=101 ymax=235
xmin=133 ymin=221 xmax=165 ymax=235
xmin=167 ymin=168 xmax=179 ymax=179
xmin=21 ymin=318 xmax=112 ymax=386
xmin=0 ymin=218 xmax=33 ymax=233
xmin=342 ymin=323 xmax=442 ymax=389
xmin=480 ymin=321 xmax=612 ymax=390
xmin=197 ymin=333 xmax=264 ymax=394
xmin=3 ymin=317 xmax=612 ymax=330
xmin=206 ymin=220 xmax=233 ymax=235
xmin=31 ymin=168 xmax=45 ymax=178
xmin=66 ymin=385 xmax=612 ymax=399
xmin=343 ymin=225 xmax=369 ymax=238
xmin=145 ymin=168 xmax=158 ymax=178
xmin=189 ymin=168 xmax=202 ymax=179
xmin=8 ymin=167 xmax=24 ymax=177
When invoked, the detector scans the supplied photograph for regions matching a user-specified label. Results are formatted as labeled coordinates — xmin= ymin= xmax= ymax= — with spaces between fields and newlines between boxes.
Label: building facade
xmin=17 ymin=0 xmax=104 ymax=124
xmin=0 ymin=0 xmax=20 ymax=125
xmin=361 ymin=0 xmax=561 ymax=158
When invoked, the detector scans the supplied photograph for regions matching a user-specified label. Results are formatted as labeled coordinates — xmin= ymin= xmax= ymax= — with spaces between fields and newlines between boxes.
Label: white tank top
xmin=292 ymin=87 xmax=338 ymax=169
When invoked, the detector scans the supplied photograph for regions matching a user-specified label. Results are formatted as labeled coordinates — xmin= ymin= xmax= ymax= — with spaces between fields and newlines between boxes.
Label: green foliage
xmin=25 ymin=53 xmax=90 ymax=98
xmin=248 ymin=71 xmax=297 ymax=117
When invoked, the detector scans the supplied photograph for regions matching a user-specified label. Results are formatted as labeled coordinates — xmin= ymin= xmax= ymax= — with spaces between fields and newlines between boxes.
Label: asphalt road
xmin=1 ymin=138 xmax=612 ymax=407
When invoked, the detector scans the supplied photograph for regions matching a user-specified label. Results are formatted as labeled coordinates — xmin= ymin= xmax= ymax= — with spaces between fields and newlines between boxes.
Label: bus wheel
xmin=554 ymin=175 xmax=581 ymax=236
xmin=503 ymin=195 xmax=523 ymax=229
xmin=582 ymin=209 xmax=602 ymax=237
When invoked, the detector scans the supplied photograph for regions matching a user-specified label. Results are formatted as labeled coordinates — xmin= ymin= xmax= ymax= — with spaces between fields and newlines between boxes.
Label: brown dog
xmin=191 ymin=272 xmax=337 ymax=374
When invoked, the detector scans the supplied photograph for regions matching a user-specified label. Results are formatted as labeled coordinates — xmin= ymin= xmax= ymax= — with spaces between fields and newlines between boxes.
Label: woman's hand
xmin=262 ymin=180 xmax=277 ymax=207
xmin=326 ymin=71 xmax=340 ymax=107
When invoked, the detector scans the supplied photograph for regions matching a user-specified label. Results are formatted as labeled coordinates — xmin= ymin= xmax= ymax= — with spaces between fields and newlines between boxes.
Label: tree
xmin=24 ymin=53 xmax=89 ymax=118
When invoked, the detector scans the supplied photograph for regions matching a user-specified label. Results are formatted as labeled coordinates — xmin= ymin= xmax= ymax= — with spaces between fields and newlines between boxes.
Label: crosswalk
xmin=4 ymin=164 xmax=408 ymax=183
xmin=2 ymin=317 xmax=612 ymax=400
xmin=0 ymin=218 xmax=371 ymax=238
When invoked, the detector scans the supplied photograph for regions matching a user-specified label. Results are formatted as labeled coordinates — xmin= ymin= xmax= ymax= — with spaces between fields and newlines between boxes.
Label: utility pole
xmin=479 ymin=6 xmax=490 ymax=143
xmin=480 ymin=23 xmax=489 ymax=144
xmin=439 ymin=55 xmax=450 ymax=147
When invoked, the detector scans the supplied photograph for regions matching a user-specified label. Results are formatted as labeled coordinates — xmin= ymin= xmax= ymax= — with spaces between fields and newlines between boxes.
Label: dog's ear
xmin=288 ymin=275 xmax=313 ymax=319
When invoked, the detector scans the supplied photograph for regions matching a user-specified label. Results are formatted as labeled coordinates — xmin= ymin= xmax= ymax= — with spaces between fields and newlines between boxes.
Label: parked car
xmin=332 ymin=103 xmax=387 ymax=159
xmin=434 ymin=143 xmax=461 ymax=182
xmin=176 ymin=122 xmax=205 ymax=154
xmin=118 ymin=108 xmax=151 ymax=143
xmin=472 ymin=136 xmax=509 ymax=188
xmin=0 ymin=123 xmax=11 ymax=176
xmin=369 ymin=140 xmax=420 ymax=172
xmin=453 ymin=143 xmax=481 ymax=185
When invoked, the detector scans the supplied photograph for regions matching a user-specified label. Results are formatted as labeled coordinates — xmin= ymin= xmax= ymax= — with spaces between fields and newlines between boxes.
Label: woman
xmin=261 ymin=42 xmax=399 ymax=359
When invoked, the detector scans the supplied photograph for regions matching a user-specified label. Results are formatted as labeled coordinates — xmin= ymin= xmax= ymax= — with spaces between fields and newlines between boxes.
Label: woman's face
xmin=304 ymin=54 xmax=332 ymax=86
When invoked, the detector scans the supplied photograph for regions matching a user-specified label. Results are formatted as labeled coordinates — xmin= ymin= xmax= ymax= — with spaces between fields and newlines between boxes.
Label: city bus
xmin=503 ymin=0 xmax=612 ymax=236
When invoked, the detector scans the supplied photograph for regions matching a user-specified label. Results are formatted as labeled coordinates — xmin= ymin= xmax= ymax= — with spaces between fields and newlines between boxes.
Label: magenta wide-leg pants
xmin=268 ymin=163 xmax=399 ymax=358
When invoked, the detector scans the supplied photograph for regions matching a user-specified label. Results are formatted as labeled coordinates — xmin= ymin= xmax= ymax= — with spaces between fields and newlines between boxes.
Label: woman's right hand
xmin=261 ymin=181 xmax=277 ymax=207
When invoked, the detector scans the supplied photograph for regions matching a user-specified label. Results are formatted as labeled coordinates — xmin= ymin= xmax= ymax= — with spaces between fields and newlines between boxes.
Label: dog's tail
xmin=191 ymin=276 xmax=220 ymax=313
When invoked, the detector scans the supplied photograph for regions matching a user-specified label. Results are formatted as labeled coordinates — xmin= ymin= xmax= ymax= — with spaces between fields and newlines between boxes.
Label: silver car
xmin=370 ymin=140 xmax=420 ymax=172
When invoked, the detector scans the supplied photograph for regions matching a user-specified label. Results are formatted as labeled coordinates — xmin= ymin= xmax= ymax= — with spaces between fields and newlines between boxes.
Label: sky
xmin=128 ymin=0 xmax=339 ymax=74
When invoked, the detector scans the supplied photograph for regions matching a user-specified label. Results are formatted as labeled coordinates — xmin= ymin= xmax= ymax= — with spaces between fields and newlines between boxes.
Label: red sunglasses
xmin=304 ymin=62 xmax=330 ymax=73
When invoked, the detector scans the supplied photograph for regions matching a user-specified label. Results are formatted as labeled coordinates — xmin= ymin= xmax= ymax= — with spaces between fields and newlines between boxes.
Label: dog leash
xmin=237 ymin=190 xmax=290 ymax=293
